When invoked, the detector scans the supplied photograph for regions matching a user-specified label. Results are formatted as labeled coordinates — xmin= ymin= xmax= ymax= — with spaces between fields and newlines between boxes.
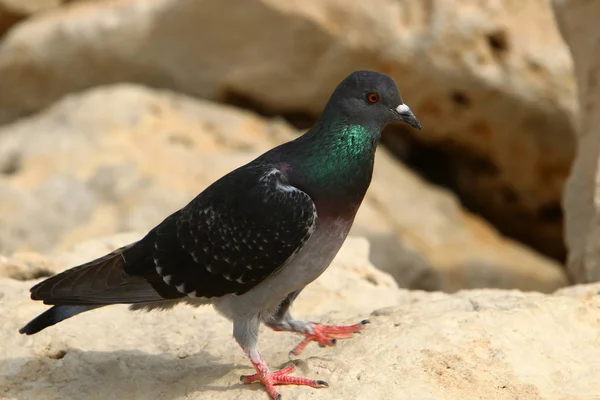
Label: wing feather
xmin=141 ymin=165 xmax=317 ymax=298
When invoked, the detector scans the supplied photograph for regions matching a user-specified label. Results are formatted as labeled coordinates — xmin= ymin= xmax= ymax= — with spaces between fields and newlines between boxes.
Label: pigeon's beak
xmin=394 ymin=104 xmax=422 ymax=130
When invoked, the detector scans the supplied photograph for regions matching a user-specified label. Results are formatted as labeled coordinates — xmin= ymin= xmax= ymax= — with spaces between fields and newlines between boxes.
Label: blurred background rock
xmin=0 ymin=0 xmax=594 ymax=293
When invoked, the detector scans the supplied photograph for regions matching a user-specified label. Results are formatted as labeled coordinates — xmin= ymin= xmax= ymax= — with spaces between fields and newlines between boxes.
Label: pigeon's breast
xmin=213 ymin=216 xmax=353 ymax=319
xmin=276 ymin=216 xmax=353 ymax=289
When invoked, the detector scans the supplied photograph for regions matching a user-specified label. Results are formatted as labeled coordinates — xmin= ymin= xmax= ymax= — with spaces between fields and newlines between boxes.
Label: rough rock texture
xmin=1 ymin=235 xmax=598 ymax=400
xmin=555 ymin=0 xmax=600 ymax=282
xmin=0 ymin=0 xmax=67 ymax=36
xmin=0 ymin=84 xmax=567 ymax=292
xmin=0 ymin=0 xmax=62 ymax=13
xmin=0 ymin=0 xmax=577 ymax=260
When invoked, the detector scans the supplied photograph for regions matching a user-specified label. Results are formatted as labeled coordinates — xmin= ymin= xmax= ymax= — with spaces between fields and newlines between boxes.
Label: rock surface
xmin=555 ymin=0 xmax=600 ymax=282
xmin=1 ymin=235 xmax=598 ymax=400
xmin=0 ymin=0 xmax=73 ymax=36
xmin=0 ymin=84 xmax=567 ymax=292
xmin=0 ymin=0 xmax=577 ymax=260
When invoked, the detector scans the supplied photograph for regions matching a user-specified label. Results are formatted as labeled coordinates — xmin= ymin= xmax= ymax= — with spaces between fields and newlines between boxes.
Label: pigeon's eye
xmin=366 ymin=92 xmax=380 ymax=104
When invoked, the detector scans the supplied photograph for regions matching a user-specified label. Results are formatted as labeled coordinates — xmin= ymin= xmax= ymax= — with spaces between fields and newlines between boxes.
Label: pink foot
xmin=290 ymin=319 xmax=369 ymax=356
xmin=241 ymin=363 xmax=328 ymax=400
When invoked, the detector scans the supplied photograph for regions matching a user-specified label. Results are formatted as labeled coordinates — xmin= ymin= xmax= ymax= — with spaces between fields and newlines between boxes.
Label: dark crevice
xmin=279 ymin=112 xmax=316 ymax=131
xmin=382 ymin=126 xmax=462 ymax=193
xmin=500 ymin=187 xmax=519 ymax=204
xmin=382 ymin=128 xmax=457 ymax=188
xmin=486 ymin=30 xmax=509 ymax=58
xmin=47 ymin=349 xmax=67 ymax=360
xmin=7 ymin=266 xmax=54 ymax=281
xmin=1 ymin=153 xmax=22 ymax=175
xmin=222 ymin=90 xmax=269 ymax=115
xmin=537 ymin=202 xmax=563 ymax=223
xmin=29 ymin=268 xmax=55 ymax=280
xmin=0 ymin=7 xmax=26 ymax=38
xmin=451 ymin=91 xmax=470 ymax=107
xmin=384 ymin=126 xmax=566 ymax=262
xmin=222 ymin=90 xmax=315 ymax=129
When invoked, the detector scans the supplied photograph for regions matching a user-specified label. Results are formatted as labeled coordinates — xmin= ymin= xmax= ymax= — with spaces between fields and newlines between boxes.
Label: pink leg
xmin=240 ymin=348 xmax=328 ymax=399
xmin=288 ymin=319 xmax=369 ymax=356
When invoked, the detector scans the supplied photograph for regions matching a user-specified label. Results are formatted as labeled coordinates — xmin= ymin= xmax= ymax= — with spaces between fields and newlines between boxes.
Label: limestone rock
xmin=0 ymin=0 xmax=577 ymax=260
xmin=0 ymin=2 xmax=27 ymax=36
xmin=1 ymin=0 xmax=62 ymax=14
xmin=0 ymin=236 xmax=597 ymax=400
xmin=554 ymin=0 xmax=600 ymax=282
xmin=0 ymin=84 xmax=567 ymax=292
xmin=0 ymin=0 xmax=66 ymax=36
xmin=0 ymin=252 xmax=55 ymax=280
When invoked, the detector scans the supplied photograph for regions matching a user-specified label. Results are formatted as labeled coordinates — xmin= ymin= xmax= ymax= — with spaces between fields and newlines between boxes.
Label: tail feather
xmin=19 ymin=305 xmax=103 ymax=335
xmin=30 ymin=244 xmax=134 ymax=303
xmin=20 ymin=240 xmax=185 ymax=335
xmin=29 ymin=243 xmax=181 ymax=305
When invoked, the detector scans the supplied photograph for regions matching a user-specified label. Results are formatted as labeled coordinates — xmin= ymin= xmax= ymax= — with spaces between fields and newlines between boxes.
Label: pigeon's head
xmin=325 ymin=70 xmax=421 ymax=131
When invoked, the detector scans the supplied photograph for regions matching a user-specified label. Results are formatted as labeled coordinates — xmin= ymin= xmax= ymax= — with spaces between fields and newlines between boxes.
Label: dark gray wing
xmin=124 ymin=165 xmax=317 ymax=298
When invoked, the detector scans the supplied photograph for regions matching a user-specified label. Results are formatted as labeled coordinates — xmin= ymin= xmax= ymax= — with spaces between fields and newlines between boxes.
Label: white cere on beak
xmin=396 ymin=104 xmax=411 ymax=113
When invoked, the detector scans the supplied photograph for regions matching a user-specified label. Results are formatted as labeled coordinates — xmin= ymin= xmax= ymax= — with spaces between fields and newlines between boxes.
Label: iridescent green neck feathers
xmin=296 ymin=123 xmax=379 ymax=199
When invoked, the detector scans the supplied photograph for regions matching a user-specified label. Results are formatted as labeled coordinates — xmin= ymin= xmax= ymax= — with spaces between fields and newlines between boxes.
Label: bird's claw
xmin=241 ymin=363 xmax=328 ymax=400
xmin=289 ymin=319 xmax=369 ymax=356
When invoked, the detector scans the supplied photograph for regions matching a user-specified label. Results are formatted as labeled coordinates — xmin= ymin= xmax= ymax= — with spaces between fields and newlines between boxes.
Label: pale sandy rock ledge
xmin=0 ymin=0 xmax=577 ymax=259
xmin=0 ymin=84 xmax=567 ymax=292
xmin=1 ymin=236 xmax=598 ymax=400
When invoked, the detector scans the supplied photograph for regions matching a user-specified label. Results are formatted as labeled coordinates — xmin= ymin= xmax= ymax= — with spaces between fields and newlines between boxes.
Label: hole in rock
xmin=0 ymin=10 xmax=26 ymax=37
xmin=47 ymin=349 xmax=67 ymax=360
xmin=451 ymin=91 xmax=470 ymax=107
xmin=486 ymin=30 xmax=509 ymax=57
xmin=382 ymin=126 xmax=566 ymax=263
xmin=6 ymin=266 xmax=54 ymax=281
xmin=222 ymin=89 xmax=314 ymax=129
xmin=537 ymin=202 xmax=563 ymax=223
xmin=1 ymin=153 xmax=22 ymax=175
xmin=30 ymin=268 xmax=54 ymax=280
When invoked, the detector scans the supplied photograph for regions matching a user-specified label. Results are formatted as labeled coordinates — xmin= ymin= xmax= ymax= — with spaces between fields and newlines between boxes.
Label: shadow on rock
xmin=2 ymin=348 xmax=248 ymax=399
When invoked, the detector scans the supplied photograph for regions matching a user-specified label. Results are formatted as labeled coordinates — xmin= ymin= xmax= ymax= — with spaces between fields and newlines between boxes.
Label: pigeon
xmin=19 ymin=70 xmax=421 ymax=399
